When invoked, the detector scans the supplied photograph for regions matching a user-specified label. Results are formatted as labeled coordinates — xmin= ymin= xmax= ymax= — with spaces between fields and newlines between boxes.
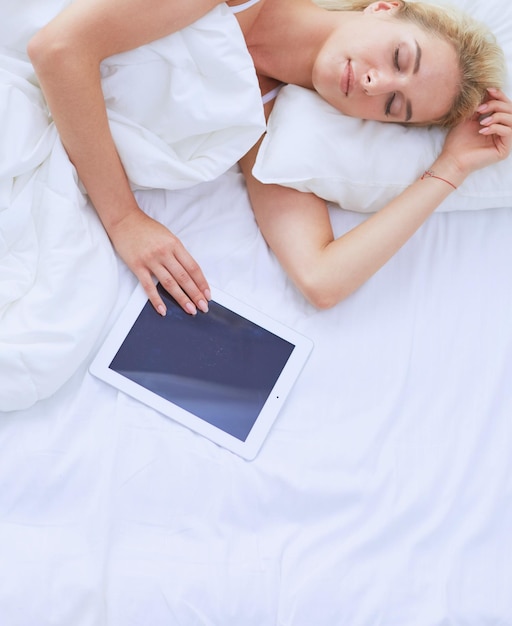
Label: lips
xmin=341 ymin=60 xmax=353 ymax=96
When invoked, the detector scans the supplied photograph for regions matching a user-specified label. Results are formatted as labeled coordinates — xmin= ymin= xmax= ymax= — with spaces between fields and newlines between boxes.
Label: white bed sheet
xmin=1 ymin=166 xmax=512 ymax=625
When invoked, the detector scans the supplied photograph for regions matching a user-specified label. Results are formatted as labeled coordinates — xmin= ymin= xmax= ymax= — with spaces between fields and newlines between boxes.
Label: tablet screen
xmin=108 ymin=284 xmax=295 ymax=442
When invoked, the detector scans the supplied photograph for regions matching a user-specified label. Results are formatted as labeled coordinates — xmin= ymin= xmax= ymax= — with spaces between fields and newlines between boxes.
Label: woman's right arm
xmin=27 ymin=0 xmax=224 ymax=315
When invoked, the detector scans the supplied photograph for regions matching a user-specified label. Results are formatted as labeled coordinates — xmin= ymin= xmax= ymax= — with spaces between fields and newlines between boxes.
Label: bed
xmin=1 ymin=1 xmax=511 ymax=624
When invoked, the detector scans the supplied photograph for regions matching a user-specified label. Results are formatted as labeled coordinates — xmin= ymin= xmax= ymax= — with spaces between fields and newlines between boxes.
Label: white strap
xmin=261 ymin=84 xmax=283 ymax=105
xmin=229 ymin=0 xmax=262 ymax=14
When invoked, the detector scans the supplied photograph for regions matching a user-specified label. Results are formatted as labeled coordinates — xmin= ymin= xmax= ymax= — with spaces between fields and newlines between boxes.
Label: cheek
xmin=342 ymin=96 xmax=384 ymax=122
xmin=311 ymin=60 xmax=336 ymax=99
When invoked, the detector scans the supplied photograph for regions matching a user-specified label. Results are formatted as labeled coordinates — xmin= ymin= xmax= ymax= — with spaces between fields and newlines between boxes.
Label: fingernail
xmin=157 ymin=305 xmax=166 ymax=316
xmin=477 ymin=103 xmax=488 ymax=112
xmin=198 ymin=299 xmax=209 ymax=313
xmin=185 ymin=302 xmax=197 ymax=315
xmin=204 ymin=289 xmax=212 ymax=301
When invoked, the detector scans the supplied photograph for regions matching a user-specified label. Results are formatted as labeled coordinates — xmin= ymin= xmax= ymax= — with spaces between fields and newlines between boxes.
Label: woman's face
xmin=312 ymin=2 xmax=460 ymax=124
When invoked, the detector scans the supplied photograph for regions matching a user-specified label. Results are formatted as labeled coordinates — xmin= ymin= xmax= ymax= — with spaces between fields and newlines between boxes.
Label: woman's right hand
xmin=108 ymin=209 xmax=211 ymax=317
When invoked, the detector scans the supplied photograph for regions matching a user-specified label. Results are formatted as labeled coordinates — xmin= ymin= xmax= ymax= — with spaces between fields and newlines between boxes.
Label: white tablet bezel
xmin=89 ymin=284 xmax=313 ymax=459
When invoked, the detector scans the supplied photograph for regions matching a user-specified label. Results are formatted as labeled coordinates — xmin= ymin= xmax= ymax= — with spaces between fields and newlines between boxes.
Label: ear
xmin=363 ymin=1 xmax=401 ymax=15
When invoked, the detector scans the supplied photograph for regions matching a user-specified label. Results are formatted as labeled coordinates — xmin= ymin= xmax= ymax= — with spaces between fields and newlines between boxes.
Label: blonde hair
xmin=314 ymin=0 xmax=506 ymax=127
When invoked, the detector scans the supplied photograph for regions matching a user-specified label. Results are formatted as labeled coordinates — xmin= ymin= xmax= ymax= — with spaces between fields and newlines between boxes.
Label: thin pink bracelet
xmin=421 ymin=169 xmax=457 ymax=190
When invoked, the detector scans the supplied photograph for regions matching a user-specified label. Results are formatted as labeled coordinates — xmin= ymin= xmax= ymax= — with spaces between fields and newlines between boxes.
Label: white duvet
xmin=0 ymin=2 xmax=265 ymax=411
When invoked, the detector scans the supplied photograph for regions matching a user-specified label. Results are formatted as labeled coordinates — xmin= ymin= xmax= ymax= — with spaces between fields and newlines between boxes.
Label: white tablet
xmin=90 ymin=283 xmax=313 ymax=460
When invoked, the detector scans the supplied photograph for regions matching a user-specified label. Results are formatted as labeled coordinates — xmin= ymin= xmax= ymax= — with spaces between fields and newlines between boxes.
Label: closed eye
xmin=394 ymin=46 xmax=401 ymax=71
xmin=385 ymin=92 xmax=396 ymax=116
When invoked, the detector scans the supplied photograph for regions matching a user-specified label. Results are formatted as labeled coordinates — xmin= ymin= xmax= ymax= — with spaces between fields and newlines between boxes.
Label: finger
xmin=137 ymin=271 xmax=169 ymax=317
xmin=479 ymin=111 xmax=512 ymax=126
xmin=155 ymin=242 xmax=211 ymax=314
xmin=174 ymin=249 xmax=211 ymax=304
xmin=478 ymin=87 xmax=511 ymax=109
xmin=479 ymin=113 xmax=512 ymax=136
xmin=136 ymin=264 xmax=202 ymax=317
xmin=143 ymin=240 xmax=210 ymax=314
xmin=478 ymin=103 xmax=512 ymax=120
xmin=156 ymin=268 xmax=200 ymax=316
xmin=478 ymin=124 xmax=512 ymax=144
xmin=159 ymin=262 xmax=210 ymax=314
xmin=478 ymin=124 xmax=512 ymax=159
xmin=156 ymin=244 xmax=210 ymax=312
xmin=486 ymin=87 xmax=511 ymax=103
xmin=477 ymin=108 xmax=511 ymax=127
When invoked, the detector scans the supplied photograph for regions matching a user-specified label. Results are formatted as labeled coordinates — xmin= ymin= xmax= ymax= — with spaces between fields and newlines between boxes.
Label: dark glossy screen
xmin=109 ymin=285 xmax=295 ymax=441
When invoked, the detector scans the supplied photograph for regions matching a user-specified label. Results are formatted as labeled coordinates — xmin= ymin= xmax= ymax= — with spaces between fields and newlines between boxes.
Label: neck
xmin=244 ymin=0 xmax=344 ymax=88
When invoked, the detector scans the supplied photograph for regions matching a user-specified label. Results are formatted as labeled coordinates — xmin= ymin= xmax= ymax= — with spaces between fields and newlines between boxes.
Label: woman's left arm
xmin=239 ymin=88 xmax=511 ymax=309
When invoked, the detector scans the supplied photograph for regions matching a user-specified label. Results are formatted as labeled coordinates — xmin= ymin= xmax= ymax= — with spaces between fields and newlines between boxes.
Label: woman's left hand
xmin=475 ymin=87 xmax=512 ymax=158
xmin=438 ymin=88 xmax=512 ymax=181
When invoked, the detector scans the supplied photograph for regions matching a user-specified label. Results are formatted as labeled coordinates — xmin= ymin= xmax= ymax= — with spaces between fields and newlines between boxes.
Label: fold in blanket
xmin=0 ymin=3 xmax=265 ymax=411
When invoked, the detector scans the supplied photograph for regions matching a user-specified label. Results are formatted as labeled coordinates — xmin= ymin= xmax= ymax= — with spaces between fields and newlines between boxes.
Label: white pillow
xmin=253 ymin=0 xmax=512 ymax=213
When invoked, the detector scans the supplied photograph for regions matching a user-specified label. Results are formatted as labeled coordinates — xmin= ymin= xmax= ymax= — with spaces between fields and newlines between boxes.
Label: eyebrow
xmin=404 ymin=40 xmax=422 ymax=122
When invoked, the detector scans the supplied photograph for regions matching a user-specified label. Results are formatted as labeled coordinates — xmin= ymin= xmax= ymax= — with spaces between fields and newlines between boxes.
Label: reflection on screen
xmin=109 ymin=285 xmax=295 ymax=441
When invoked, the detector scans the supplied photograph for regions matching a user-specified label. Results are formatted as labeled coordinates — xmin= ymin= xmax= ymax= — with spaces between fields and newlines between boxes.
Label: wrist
xmin=429 ymin=155 xmax=468 ymax=189
xmin=97 ymin=197 xmax=144 ymax=238
xmin=420 ymin=169 xmax=457 ymax=190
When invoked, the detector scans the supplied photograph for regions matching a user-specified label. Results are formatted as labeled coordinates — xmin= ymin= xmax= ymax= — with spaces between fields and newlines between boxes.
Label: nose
xmin=362 ymin=68 xmax=397 ymax=96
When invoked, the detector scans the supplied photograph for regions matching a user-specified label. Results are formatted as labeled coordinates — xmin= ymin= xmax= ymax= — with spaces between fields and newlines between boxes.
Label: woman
xmin=27 ymin=0 xmax=512 ymax=314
